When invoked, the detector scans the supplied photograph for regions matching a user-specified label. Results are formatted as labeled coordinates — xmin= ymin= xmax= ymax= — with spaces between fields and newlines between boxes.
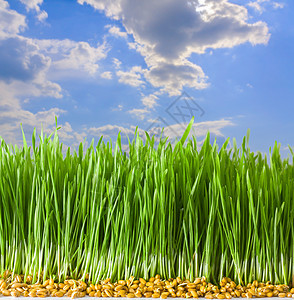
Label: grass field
xmin=0 ymin=118 xmax=293 ymax=288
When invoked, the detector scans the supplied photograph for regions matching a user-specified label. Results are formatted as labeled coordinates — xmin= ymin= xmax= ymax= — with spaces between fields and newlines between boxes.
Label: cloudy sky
xmin=0 ymin=0 xmax=293 ymax=155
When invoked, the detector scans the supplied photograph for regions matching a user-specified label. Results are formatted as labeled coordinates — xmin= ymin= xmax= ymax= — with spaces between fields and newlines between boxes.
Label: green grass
xmin=0 ymin=118 xmax=294 ymax=286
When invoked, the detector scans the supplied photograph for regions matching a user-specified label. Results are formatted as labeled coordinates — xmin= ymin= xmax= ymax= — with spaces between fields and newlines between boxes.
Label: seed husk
xmin=105 ymin=289 xmax=113 ymax=297
xmin=71 ymin=291 xmax=79 ymax=299
xmin=126 ymin=292 xmax=135 ymax=298
xmin=1 ymin=272 xmax=294 ymax=299
xmin=11 ymin=291 xmax=20 ymax=297
xmin=55 ymin=291 xmax=64 ymax=297
xmin=2 ymin=289 xmax=11 ymax=296
xmin=94 ymin=291 xmax=102 ymax=297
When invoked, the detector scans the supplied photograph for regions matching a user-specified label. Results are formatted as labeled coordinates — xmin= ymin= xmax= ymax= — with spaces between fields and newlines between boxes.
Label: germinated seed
xmin=1 ymin=272 xmax=294 ymax=299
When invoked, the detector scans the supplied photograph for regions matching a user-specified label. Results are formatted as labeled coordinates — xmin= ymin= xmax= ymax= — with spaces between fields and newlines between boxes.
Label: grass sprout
xmin=0 ymin=118 xmax=293 ymax=285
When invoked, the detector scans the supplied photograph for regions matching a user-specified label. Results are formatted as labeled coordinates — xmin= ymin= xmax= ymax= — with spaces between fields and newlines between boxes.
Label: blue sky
xmin=0 ymin=0 xmax=293 ymax=156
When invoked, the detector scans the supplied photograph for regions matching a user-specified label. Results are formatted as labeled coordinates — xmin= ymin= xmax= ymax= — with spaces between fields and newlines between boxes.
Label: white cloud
xmin=52 ymin=41 xmax=109 ymax=75
xmin=146 ymin=118 xmax=235 ymax=145
xmin=0 ymin=36 xmax=50 ymax=82
xmin=116 ymin=66 xmax=145 ymax=87
xmin=191 ymin=118 xmax=235 ymax=137
xmin=248 ymin=0 xmax=285 ymax=13
xmin=0 ymin=0 xmax=26 ymax=37
xmin=77 ymin=0 xmax=122 ymax=19
xmin=0 ymin=1 xmax=113 ymax=149
xmin=0 ymin=36 xmax=62 ymax=100
xmin=248 ymin=1 xmax=263 ymax=13
xmin=144 ymin=59 xmax=208 ymax=96
xmin=34 ymin=38 xmax=110 ymax=78
xmin=141 ymin=93 xmax=158 ymax=109
xmin=85 ymin=117 xmax=235 ymax=153
xmin=79 ymin=0 xmax=270 ymax=96
xmin=88 ymin=124 xmax=134 ymax=139
xmin=0 ymin=2 xmax=71 ymax=146
xmin=37 ymin=10 xmax=48 ymax=22
xmin=0 ymin=3 xmax=63 ymax=99
xmin=147 ymin=118 xmax=160 ymax=124
xmin=120 ymin=0 xmax=269 ymax=58
xmin=54 ymin=122 xmax=88 ymax=148
xmin=112 ymin=57 xmax=122 ymax=69
xmin=11 ymin=77 xmax=62 ymax=99
xmin=20 ymin=0 xmax=43 ymax=12
xmin=128 ymin=108 xmax=149 ymax=120
xmin=0 ymin=80 xmax=62 ymax=114
xmin=107 ymin=25 xmax=127 ymax=38
xmin=0 ymin=79 xmax=82 ymax=150
xmin=0 ymin=84 xmax=66 ymax=145
xmin=101 ymin=71 xmax=112 ymax=79
xmin=36 ymin=38 xmax=76 ymax=54
xmin=20 ymin=0 xmax=48 ymax=22
xmin=30 ymin=115 xmax=233 ymax=155
xmin=272 ymin=2 xmax=285 ymax=9
xmin=111 ymin=104 xmax=123 ymax=111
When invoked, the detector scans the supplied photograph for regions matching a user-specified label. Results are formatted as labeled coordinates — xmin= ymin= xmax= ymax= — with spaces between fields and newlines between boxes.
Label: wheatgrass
xmin=0 ymin=118 xmax=294 ymax=289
